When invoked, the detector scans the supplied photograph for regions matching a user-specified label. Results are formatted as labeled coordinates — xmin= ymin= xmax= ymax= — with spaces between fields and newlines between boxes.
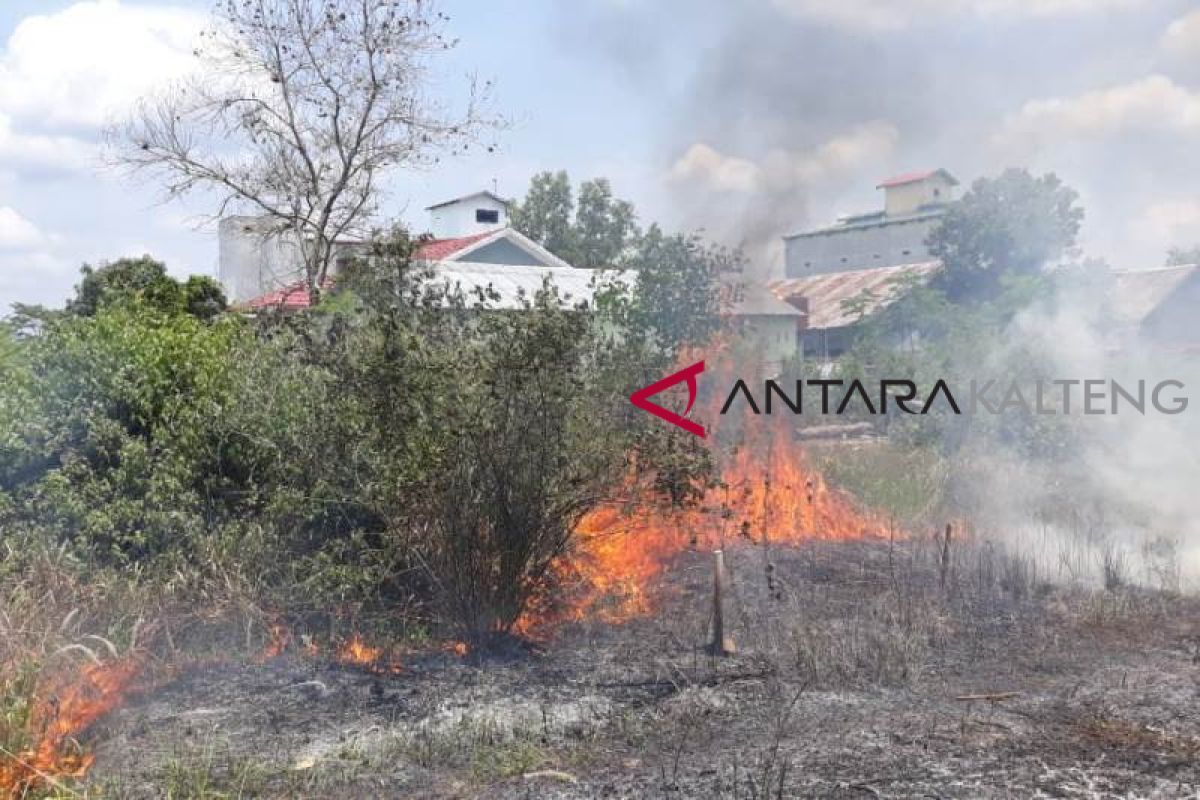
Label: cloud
xmin=0 ymin=206 xmax=44 ymax=251
xmin=996 ymin=75 xmax=1200 ymax=152
xmin=1162 ymin=8 xmax=1200 ymax=59
xmin=1133 ymin=198 xmax=1200 ymax=247
xmin=770 ymin=0 xmax=1148 ymax=32
xmin=0 ymin=113 xmax=94 ymax=177
xmin=667 ymin=122 xmax=899 ymax=273
xmin=670 ymin=144 xmax=759 ymax=193
xmin=670 ymin=121 xmax=900 ymax=196
xmin=0 ymin=0 xmax=203 ymax=134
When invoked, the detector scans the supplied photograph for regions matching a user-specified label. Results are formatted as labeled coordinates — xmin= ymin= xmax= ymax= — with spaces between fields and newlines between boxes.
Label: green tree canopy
xmin=928 ymin=168 xmax=1083 ymax=304
xmin=1166 ymin=245 xmax=1200 ymax=267
xmin=510 ymin=171 xmax=638 ymax=268
xmin=68 ymin=256 xmax=227 ymax=320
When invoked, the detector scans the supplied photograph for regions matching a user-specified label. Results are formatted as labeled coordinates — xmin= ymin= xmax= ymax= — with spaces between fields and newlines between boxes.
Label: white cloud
xmin=1162 ymin=8 xmax=1200 ymax=59
xmin=1133 ymin=198 xmax=1200 ymax=246
xmin=996 ymin=75 xmax=1200 ymax=152
xmin=0 ymin=113 xmax=94 ymax=175
xmin=0 ymin=0 xmax=203 ymax=133
xmin=669 ymin=121 xmax=900 ymax=195
xmin=0 ymin=206 xmax=45 ymax=251
xmin=770 ymin=0 xmax=1147 ymax=32
xmin=669 ymin=144 xmax=759 ymax=193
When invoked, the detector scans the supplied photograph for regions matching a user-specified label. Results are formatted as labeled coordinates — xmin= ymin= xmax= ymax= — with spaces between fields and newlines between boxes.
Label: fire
xmin=516 ymin=420 xmax=888 ymax=637
xmin=0 ymin=658 xmax=141 ymax=798
xmin=255 ymin=622 xmax=292 ymax=663
xmin=336 ymin=634 xmax=402 ymax=674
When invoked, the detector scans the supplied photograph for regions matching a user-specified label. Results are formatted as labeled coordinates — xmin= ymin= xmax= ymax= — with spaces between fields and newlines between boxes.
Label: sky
xmin=0 ymin=0 xmax=1197 ymax=307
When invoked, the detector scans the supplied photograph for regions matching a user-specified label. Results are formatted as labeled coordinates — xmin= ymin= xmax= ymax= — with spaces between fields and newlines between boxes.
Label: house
xmin=221 ymin=191 xmax=619 ymax=311
xmin=728 ymin=280 xmax=806 ymax=374
xmin=770 ymin=261 xmax=942 ymax=361
xmin=784 ymin=169 xmax=958 ymax=278
xmin=1107 ymin=264 xmax=1200 ymax=352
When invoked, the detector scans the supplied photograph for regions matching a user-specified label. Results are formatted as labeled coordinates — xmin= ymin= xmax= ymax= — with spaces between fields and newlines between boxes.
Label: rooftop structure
xmin=784 ymin=169 xmax=958 ymax=279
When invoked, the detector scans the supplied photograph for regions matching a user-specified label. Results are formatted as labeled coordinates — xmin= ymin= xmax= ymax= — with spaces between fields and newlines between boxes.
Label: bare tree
xmin=117 ymin=0 xmax=494 ymax=302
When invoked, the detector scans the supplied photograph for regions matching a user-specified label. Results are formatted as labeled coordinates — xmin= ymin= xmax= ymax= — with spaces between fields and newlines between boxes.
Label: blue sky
xmin=0 ymin=0 xmax=1198 ymax=306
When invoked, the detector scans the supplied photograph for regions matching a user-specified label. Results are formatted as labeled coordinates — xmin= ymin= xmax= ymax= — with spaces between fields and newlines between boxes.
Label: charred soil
xmin=66 ymin=539 xmax=1200 ymax=799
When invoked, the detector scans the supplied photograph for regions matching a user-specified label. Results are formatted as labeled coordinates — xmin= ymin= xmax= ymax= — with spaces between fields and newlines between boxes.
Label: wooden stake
xmin=940 ymin=522 xmax=953 ymax=592
xmin=710 ymin=549 xmax=736 ymax=656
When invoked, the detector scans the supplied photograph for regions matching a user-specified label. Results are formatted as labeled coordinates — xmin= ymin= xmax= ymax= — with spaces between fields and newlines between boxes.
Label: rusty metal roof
xmin=1108 ymin=265 xmax=1199 ymax=328
xmin=769 ymin=261 xmax=941 ymax=330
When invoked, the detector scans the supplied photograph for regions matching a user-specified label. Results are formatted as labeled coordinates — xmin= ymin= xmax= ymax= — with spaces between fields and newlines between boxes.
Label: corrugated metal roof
xmin=783 ymin=208 xmax=946 ymax=240
xmin=241 ymin=263 xmax=634 ymax=312
xmin=770 ymin=261 xmax=941 ymax=330
xmin=1108 ymin=265 xmax=1199 ymax=327
xmin=434 ymin=262 xmax=634 ymax=309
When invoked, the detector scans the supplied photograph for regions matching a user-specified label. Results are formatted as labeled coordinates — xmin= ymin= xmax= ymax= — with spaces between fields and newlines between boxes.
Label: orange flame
xmin=255 ymin=622 xmax=292 ymax=663
xmin=336 ymin=634 xmax=402 ymax=674
xmin=0 ymin=658 xmax=141 ymax=798
xmin=516 ymin=415 xmax=888 ymax=637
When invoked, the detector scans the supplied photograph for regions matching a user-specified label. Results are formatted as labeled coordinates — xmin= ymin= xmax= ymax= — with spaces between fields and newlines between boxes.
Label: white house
xmin=221 ymin=191 xmax=629 ymax=311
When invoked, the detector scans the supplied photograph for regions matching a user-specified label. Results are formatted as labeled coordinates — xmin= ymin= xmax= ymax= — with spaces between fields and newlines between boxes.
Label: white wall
xmin=218 ymin=217 xmax=304 ymax=303
xmin=784 ymin=215 xmax=941 ymax=278
xmin=428 ymin=194 xmax=509 ymax=238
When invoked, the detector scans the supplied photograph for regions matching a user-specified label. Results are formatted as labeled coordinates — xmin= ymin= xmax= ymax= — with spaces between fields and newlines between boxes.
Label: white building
xmin=219 ymin=190 xmax=629 ymax=311
xmin=426 ymin=190 xmax=510 ymax=239
xmin=784 ymin=169 xmax=958 ymax=279
xmin=220 ymin=192 xmax=553 ymax=305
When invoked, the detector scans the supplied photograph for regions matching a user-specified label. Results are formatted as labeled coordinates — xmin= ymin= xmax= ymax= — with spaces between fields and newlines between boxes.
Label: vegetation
xmin=0 ymin=225 xmax=722 ymax=648
xmin=1165 ymin=245 xmax=1200 ymax=266
xmin=927 ymin=167 xmax=1083 ymax=304
xmin=117 ymin=0 xmax=495 ymax=304
xmin=510 ymin=171 xmax=640 ymax=269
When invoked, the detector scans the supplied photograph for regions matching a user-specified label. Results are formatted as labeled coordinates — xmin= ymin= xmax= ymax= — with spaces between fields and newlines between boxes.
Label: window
xmin=475 ymin=208 xmax=500 ymax=224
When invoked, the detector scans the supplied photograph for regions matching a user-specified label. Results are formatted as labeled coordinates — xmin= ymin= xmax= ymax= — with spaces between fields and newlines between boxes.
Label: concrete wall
xmin=218 ymin=217 xmax=304 ymax=303
xmin=429 ymin=195 xmax=509 ymax=239
xmin=883 ymin=175 xmax=956 ymax=216
xmin=784 ymin=214 xmax=941 ymax=278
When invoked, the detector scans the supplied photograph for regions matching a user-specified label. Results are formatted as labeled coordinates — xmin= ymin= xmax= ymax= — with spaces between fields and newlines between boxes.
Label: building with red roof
xmin=224 ymin=190 xmax=578 ymax=311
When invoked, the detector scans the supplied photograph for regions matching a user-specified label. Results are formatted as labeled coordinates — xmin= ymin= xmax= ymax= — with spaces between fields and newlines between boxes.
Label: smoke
xmin=553 ymin=0 xmax=1200 ymax=272
xmin=548 ymin=0 xmax=1200 ymax=586
xmin=947 ymin=269 xmax=1200 ymax=589
xmin=666 ymin=122 xmax=899 ymax=275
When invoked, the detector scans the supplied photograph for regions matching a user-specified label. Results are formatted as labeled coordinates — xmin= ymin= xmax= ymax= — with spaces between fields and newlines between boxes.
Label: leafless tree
xmin=116 ymin=0 xmax=494 ymax=302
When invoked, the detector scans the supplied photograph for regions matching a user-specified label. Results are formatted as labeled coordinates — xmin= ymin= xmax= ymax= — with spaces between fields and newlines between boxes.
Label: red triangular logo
xmin=630 ymin=360 xmax=706 ymax=438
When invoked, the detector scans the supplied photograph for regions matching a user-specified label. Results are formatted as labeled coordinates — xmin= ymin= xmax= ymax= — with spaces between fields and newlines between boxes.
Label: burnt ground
xmin=82 ymin=540 xmax=1200 ymax=799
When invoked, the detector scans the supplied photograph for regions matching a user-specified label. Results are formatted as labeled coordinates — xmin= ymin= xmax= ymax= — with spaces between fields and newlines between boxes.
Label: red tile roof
xmin=243 ymin=277 xmax=336 ymax=311
xmin=877 ymin=169 xmax=957 ymax=189
xmin=242 ymin=231 xmax=501 ymax=310
xmin=414 ymin=231 xmax=495 ymax=261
